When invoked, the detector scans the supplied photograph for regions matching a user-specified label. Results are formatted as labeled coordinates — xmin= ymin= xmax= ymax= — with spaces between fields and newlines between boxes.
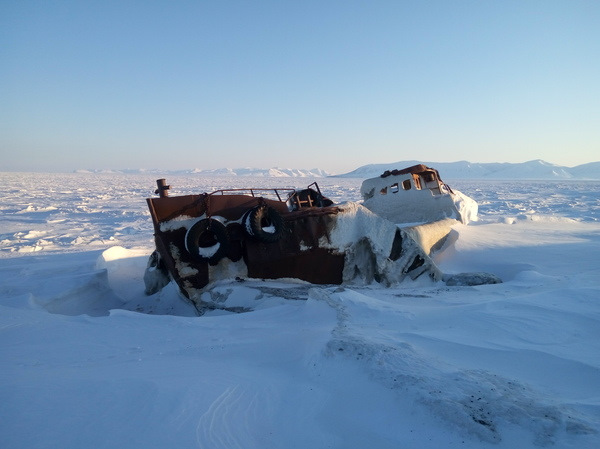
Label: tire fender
xmin=243 ymin=206 xmax=284 ymax=243
xmin=185 ymin=218 xmax=229 ymax=264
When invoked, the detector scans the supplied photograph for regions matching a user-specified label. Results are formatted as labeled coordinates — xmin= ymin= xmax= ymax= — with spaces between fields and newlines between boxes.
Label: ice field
xmin=1 ymin=172 xmax=599 ymax=448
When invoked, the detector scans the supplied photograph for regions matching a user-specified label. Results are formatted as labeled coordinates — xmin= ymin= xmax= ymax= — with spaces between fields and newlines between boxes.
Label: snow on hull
xmin=152 ymin=201 xmax=442 ymax=311
xmin=146 ymin=183 xmax=445 ymax=312
xmin=360 ymin=166 xmax=478 ymax=225
xmin=404 ymin=218 xmax=460 ymax=256
xmin=324 ymin=202 xmax=442 ymax=285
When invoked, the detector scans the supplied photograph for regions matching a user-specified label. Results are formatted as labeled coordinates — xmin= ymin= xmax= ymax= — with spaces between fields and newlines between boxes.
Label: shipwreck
xmin=144 ymin=164 xmax=492 ymax=312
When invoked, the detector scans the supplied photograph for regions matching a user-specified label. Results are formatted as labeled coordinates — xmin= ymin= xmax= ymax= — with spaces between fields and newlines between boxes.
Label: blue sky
xmin=2 ymin=0 xmax=599 ymax=173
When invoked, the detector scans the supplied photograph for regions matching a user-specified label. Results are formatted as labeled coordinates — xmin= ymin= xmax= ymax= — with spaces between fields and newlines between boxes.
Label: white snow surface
xmin=1 ymin=172 xmax=600 ymax=449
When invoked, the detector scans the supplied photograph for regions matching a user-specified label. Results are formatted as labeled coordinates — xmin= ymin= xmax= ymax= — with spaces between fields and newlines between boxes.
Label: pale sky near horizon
xmin=2 ymin=0 xmax=599 ymax=174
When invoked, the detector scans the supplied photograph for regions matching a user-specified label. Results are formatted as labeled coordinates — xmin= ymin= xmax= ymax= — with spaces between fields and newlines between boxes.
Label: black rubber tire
xmin=185 ymin=218 xmax=229 ymax=264
xmin=243 ymin=206 xmax=284 ymax=243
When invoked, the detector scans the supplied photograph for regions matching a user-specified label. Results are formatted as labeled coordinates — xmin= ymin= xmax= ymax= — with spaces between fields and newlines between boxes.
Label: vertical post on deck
xmin=155 ymin=179 xmax=170 ymax=198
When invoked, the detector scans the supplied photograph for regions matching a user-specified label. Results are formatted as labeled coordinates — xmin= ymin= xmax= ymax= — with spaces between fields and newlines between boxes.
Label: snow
xmin=1 ymin=172 xmax=599 ymax=449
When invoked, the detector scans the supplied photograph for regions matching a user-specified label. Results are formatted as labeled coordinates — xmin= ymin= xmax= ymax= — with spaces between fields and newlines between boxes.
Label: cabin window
xmin=402 ymin=179 xmax=411 ymax=190
xmin=390 ymin=183 xmax=399 ymax=193
xmin=413 ymin=175 xmax=421 ymax=190
xmin=421 ymin=173 xmax=441 ymax=193
xmin=380 ymin=187 xmax=387 ymax=195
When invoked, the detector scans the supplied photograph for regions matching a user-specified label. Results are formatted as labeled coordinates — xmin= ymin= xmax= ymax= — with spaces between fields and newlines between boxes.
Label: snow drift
xmin=1 ymin=172 xmax=599 ymax=449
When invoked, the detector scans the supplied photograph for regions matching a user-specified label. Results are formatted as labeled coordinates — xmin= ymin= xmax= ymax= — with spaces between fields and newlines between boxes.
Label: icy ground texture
xmin=1 ymin=172 xmax=600 ymax=449
xmin=0 ymin=173 xmax=361 ymax=254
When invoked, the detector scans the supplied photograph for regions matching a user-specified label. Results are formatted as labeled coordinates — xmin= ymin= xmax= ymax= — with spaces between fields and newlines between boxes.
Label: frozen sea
xmin=1 ymin=172 xmax=599 ymax=448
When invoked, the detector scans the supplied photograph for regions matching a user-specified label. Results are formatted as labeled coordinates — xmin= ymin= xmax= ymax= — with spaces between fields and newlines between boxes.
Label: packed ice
xmin=1 ymin=172 xmax=599 ymax=449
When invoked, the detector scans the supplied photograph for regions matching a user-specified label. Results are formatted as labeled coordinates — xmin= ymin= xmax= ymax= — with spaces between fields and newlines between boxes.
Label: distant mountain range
xmin=188 ymin=167 xmax=332 ymax=177
xmin=74 ymin=160 xmax=600 ymax=180
xmin=74 ymin=167 xmax=332 ymax=177
xmin=336 ymin=160 xmax=600 ymax=180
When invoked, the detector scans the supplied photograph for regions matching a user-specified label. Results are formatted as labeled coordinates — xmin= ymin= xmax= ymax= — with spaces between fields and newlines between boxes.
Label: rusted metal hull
xmin=145 ymin=180 xmax=444 ymax=311
xmin=147 ymin=192 xmax=346 ymax=299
